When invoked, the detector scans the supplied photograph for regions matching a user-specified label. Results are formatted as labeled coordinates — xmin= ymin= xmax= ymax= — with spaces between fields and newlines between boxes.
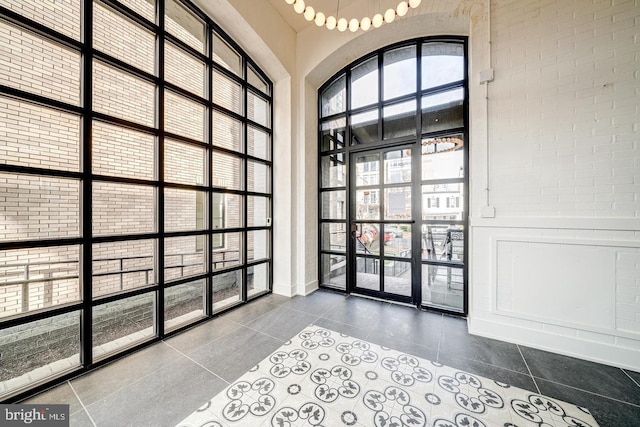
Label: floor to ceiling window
xmin=318 ymin=38 xmax=468 ymax=314
xmin=0 ymin=0 xmax=272 ymax=401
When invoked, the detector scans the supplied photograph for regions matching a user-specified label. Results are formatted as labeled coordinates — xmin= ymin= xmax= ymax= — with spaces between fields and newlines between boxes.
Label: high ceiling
xmin=267 ymin=0 xmax=362 ymax=33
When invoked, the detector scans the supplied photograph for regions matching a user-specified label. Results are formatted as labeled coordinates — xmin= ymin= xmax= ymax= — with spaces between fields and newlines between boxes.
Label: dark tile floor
xmin=22 ymin=290 xmax=640 ymax=426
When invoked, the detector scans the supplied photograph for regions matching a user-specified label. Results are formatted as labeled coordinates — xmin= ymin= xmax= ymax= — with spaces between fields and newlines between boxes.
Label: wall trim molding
xmin=468 ymin=317 xmax=640 ymax=372
xmin=470 ymin=216 xmax=640 ymax=231
xmin=489 ymin=235 xmax=640 ymax=340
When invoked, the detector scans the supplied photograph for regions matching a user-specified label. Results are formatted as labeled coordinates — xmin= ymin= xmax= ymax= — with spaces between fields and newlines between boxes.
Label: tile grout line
xmin=621 ymin=368 xmax=640 ymax=389
xmin=68 ymin=380 xmax=98 ymax=427
xmin=162 ymin=341 xmax=230 ymax=386
xmin=533 ymin=376 xmax=640 ymax=409
xmin=436 ymin=313 xmax=443 ymax=362
xmin=517 ymin=344 xmax=541 ymax=395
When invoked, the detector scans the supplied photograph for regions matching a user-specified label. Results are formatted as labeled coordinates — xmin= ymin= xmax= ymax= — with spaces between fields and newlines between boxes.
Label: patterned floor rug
xmin=176 ymin=325 xmax=599 ymax=427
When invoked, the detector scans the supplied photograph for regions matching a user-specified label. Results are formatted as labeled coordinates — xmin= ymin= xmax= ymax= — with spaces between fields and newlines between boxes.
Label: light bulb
xmin=293 ymin=0 xmax=305 ymax=14
xmin=396 ymin=1 xmax=409 ymax=16
xmin=349 ymin=18 xmax=359 ymax=32
xmin=315 ymin=12 xmax=326 ymax=26
xmin=409 ymin=0 xmax=421 ymax=8
xmin=360 ymin=16 xmax=371 ymax=31
xmin=326 ymin=15 xmax=337 ymax=30
xmin=337 ymin=18 xmax=348 ymax=32
xmin=372 ymin=13 xmax=383 ymax=28
xmin=303 ymin=6 xmax=315 ymax=21
xmin=384 ymin=8 xmax=396 ymax=22
xmin=285 ymin=0 xmax=294 ymax=4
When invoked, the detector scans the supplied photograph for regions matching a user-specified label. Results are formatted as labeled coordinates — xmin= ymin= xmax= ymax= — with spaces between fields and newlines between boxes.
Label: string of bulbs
xmin=284 ymin=0 xmax=422 ymax=32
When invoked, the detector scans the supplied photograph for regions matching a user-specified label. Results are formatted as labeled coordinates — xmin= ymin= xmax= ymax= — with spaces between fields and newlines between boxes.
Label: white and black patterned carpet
xmin=176 ymin=325 xmax=599 ymax=427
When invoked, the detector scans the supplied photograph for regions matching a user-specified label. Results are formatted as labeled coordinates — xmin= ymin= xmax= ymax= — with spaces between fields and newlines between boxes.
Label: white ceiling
xmin=268 ymin=0 xmax=361 ymax=33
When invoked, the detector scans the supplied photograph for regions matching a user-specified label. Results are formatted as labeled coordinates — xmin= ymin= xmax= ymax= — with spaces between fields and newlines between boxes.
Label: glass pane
xmin=422 ymin=183 xmax=464 ymax=221
xmin=165 ymin=139 xmax=205 ymax=185
xmin=248 ymin=65 xmax=268 ymax=94
xmin=421 ymin=224 xmax=464 ymax=263
xmin=165 ymin=279 xmax=205 ymax=331
xmin=0 ymin=173 xmax=80 ymax=241
xmin=321 ymin=118 xmax=347 ymax=151
xmin=165 ymin=235 xmax=206 ymax=281
xmin=320 ymin=223 xmax=347 ymax=252
xmin=166 ymin=42 xmax=205 ymax=97
xmin=93 ymin=292 xmax=155 ymax=360
xmin=321 ymin=153 xmax=346 ymax=188
xmin=384 ymin=150 xmax=411 ymax=184
xmin=247 ymin=161 xmax=270 ymax=193
xmin=421 ymin=88 xmax=464 ymax=134
xmin=213 ymin=32 xmax=241 ymax=75
xmin=93 ymin=240 xmax=155 ymax=297
xmin=212 ymin=232 xmax=242 ymax=270
xmin=356 ymin=257 xmax=380 ymax=291
xmin=212 ymin=151 xmax=242 ymax=190
xmin=321 ymin=74 xmax=346 ymax=117
xmin=165 ymin=0 xmax=205 ymax=53
xmin=355 ymin=189 xmax=379 ymax=220
xmin=212 ymin=111 xmax=242 ymax=151
xmin=213 ymin=71 xmax=242 ymax=114
xmin=384 ymin=261 xmax=411 ymax=296
xmin=93 ymin=121 xmax=154 ymax=180
xmin=384 ymin=224 xmax=411 ymax=258
xmin=248 ymin=92 xmax=269 ymax=127
xmin=351 ymin=57 xmax=378 ymax=109
xmin=355 ymin=153 xmax=380 ymax=186
xmin=0 ymin=22 xmax=80 ymax=105
xmin=213 ymin=193 xmax=241 ymax=229
xmin=351 ymin=110 xmax=379 ymax=144
xmin=247 ymin=126 xmax=270 ymax=160
xmin=248 ymin=263 xmax=269 ymax=297
xmin=248 ymin=230 xmax=269 ymax=262
xmin=213 ymin=269 xmax=241 ymax=312
xmin=321 ymin=190 xmax=346 ymax=220
xmin=165 ymin=91 xmax=205 ymax=141
xmin=383 ymin=45 xmax=416 ymax=100
xmin=0 ymin=97 xmax=80 ymax=172
xmin=93 ymin=181 xmax=155 ymax=236
xmin=422 ymin=264 xmax=463 ymax=310
xmin=383 ymin=100 xmax=416 ymax=140
xmin=354 ymin=224 xmax=380 ymax=255
xmin=94 ymin=2 xmax=154 ymax=74
xmin=385 ymin=187 xmax=411 ymax=220
xmin=165 ymin=189 xmax=206 ymax=232
xmin=421 ymin=134 xmax=465 ymax=180
xmin=0 ymin=311 xmax=80 ymax=400
xmin=422 ymin=42 xmax=465 ymax=90
xmin=3 ymin=0 xmax=81 ymax=40
xmin=0 ymin=246 xmax=80 ymax=318
xmin=93 ymin=61 xmax=154 ymax=127
xmin=320 ymin=254 xmax=346 ymax=290
xmin=247 ymin=196 xmax=270 ymax=227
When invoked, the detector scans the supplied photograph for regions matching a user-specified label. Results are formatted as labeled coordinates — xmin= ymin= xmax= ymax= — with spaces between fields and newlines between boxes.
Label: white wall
xmin=205 ymin=0 xmax=640 ymax=370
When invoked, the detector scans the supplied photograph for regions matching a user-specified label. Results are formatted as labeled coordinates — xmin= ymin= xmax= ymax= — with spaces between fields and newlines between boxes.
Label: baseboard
xmin=299 ymin=280 xmax=319 ymax=296
xmin=468 ymin=317 xmax=640 ymax=372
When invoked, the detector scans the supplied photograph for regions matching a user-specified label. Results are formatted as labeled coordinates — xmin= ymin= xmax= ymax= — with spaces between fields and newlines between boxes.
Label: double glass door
xmin=350 ymin=147 xmax=417 ymax=303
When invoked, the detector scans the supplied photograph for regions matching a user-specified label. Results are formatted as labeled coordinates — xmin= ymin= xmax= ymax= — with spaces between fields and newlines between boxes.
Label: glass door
xmin=350 ymin=147 xmax=416 ymax=303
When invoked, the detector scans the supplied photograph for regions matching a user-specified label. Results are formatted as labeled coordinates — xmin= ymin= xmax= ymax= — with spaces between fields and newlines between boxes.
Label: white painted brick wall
xmin=488 ymin=0 xmax=640 ymax=218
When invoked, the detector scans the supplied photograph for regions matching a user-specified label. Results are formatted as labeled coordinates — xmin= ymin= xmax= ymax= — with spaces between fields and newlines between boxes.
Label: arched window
xmin=318 ymin=38 xmax=468 ymax=314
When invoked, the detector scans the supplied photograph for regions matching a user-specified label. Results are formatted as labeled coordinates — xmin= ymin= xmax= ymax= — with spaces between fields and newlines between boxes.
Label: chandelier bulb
xmin=396 ymin=1 xmax=409 ymax=17
xmin=372 ymin=13 xmax=383 ymax=28
xmin=384 ymin=8 xmax=396 ymax=23
xmin=293 ymin=0 xmax=305 ymax=14
xmin=360 ymin=16 xmax=371 ymax=31
xmin=337 ymin=17 xmax=348 ymax=32
xmin=285 ymin=0 xmax=294 ymax=4
xmin=314 ymin=12 xmax=326 ymax=26
xmin=303 ymin=6 xmax=315 ymax=21
xmin=349 ymin=18 xmax=359 ymax=32
xmin=409 ymin=0 xmax=422 ymax=8
xmin=326 ymin=15 xmax=337 ymax=30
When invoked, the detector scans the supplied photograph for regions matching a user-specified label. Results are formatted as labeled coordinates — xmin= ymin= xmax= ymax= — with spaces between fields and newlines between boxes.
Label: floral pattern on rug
xmin=176 ymin=325 xmax=599 ymax=427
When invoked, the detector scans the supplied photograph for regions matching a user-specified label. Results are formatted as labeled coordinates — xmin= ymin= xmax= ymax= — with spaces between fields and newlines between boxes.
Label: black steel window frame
xmin=317 ymin=37 xmax=469 ymax=316
xmin=0 ymin=0 xmax=273 ymax=403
